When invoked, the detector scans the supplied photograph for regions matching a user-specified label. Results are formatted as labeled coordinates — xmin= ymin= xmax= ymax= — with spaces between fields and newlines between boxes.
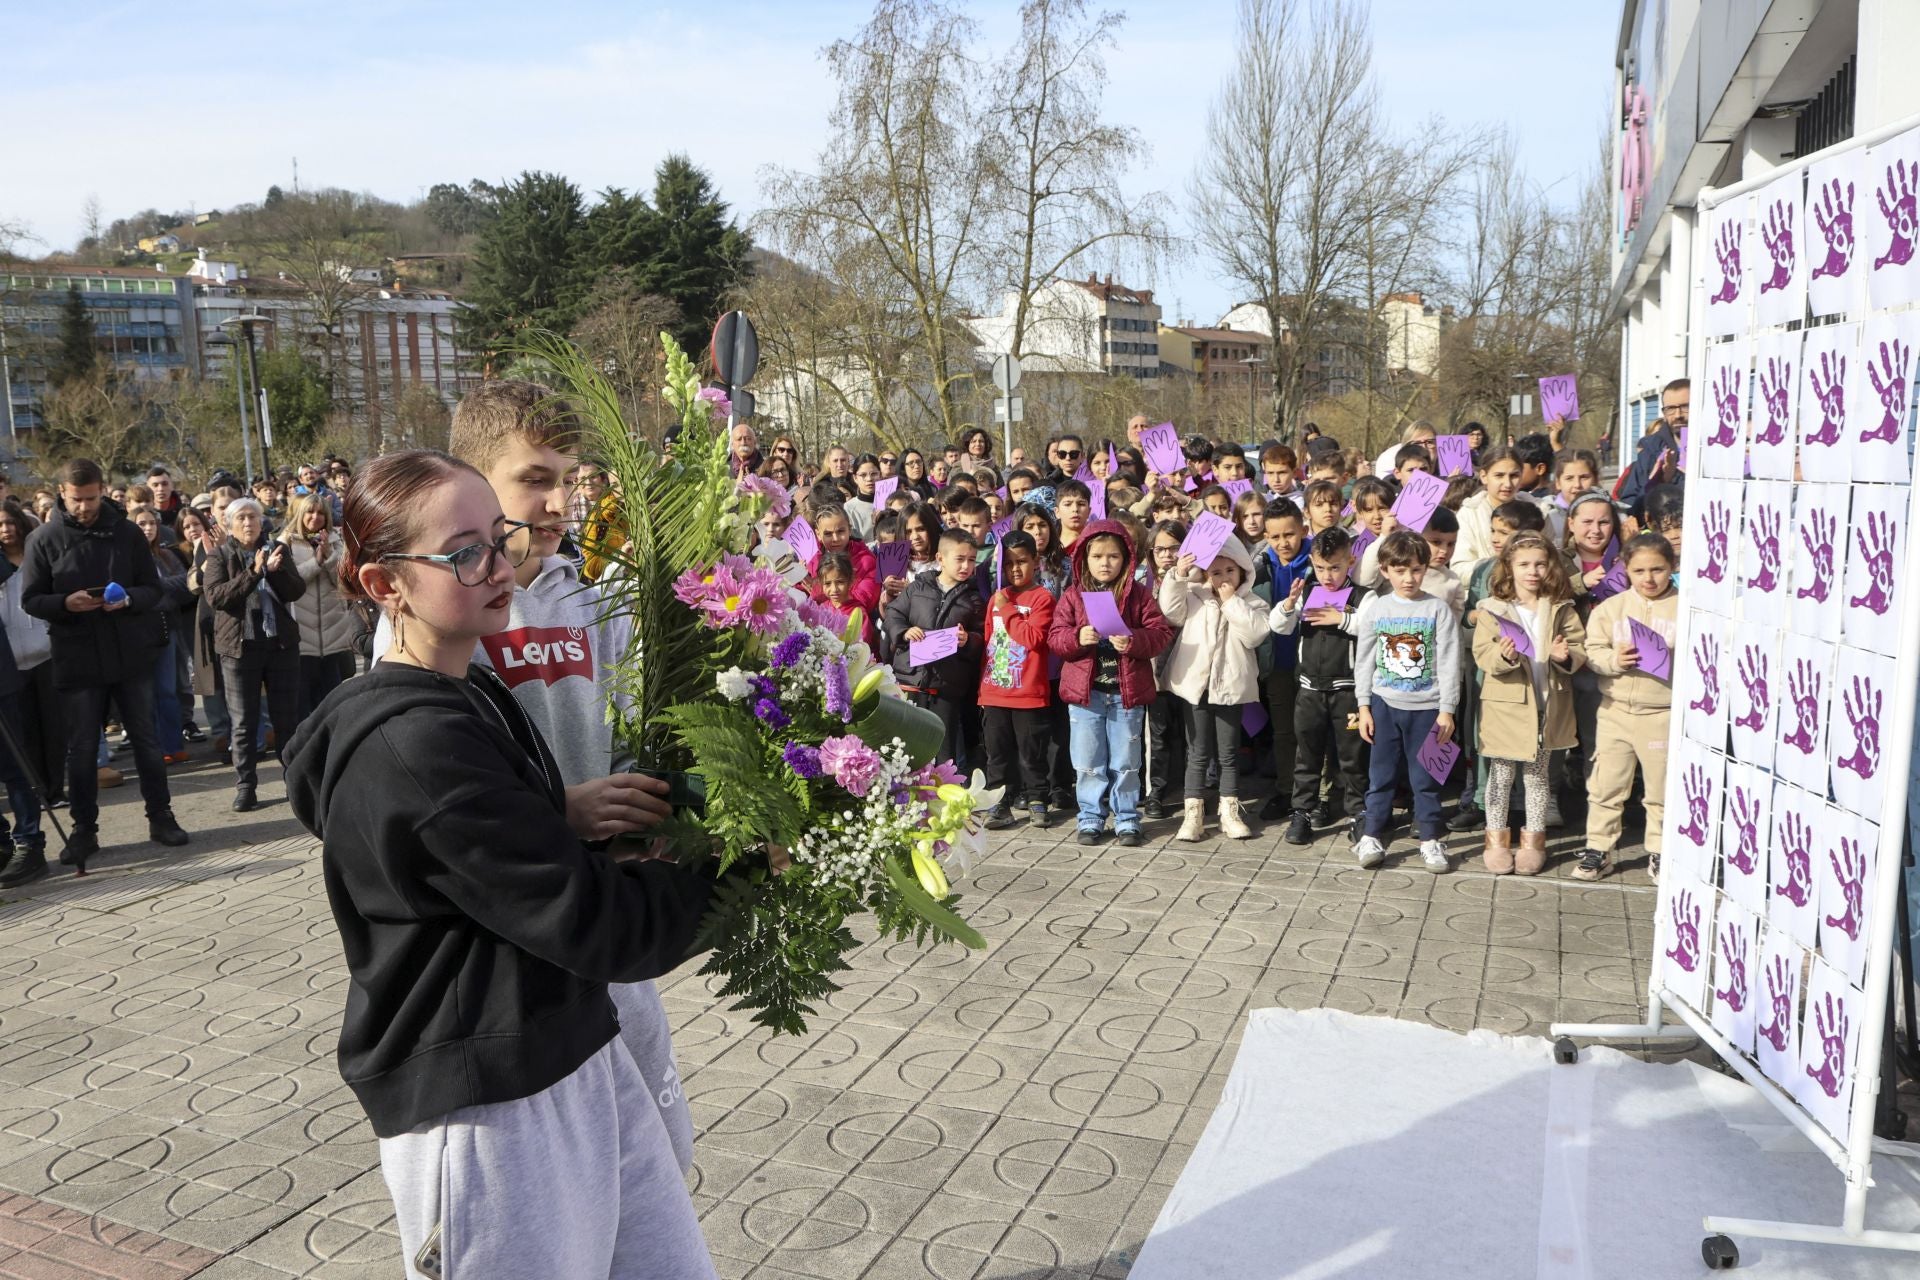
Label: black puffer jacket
xmin=18 ymin=497 xmax=165 ymax=689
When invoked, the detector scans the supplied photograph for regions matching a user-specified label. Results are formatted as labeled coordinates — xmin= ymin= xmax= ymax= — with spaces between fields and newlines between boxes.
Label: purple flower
xmin=823 ymin=658 xmax=852 ymax=722
xmin=782 ymin=741 xmax=823 ymax=779
xmin=771 ymin=632 xmax=811 ymax=670
xmin=735 ymin=473 xmax=791 ymax=519
xmin=754 ymin=698 xmax=791 ymax=730
xmin=749 ymin=674 xmax=780 ymax=703
xmin=819 ymin=735 xmax=884 ymax=797
xmin=697 ymin=385 xmax=733 ymax=420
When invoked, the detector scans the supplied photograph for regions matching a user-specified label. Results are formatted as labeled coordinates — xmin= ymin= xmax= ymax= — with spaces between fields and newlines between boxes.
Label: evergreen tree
xmin=49 ymin=288 xmax=97 ymax=389
xmin=459 ymin=171 xmax=589 ymax=364
xmin=581 ymin=186 xmax=657 ymax=276
xmin=630 ymin=156 xmax=753 ymax=353
xmin=254 ymin=347 xmax=332 ymax=456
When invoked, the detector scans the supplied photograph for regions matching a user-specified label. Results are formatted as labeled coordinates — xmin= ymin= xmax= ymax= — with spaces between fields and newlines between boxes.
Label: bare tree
xmin=570 ymin=275 xmax=682 ymax=443
xmin=985 ymin=0 xmax=1172 ymax=363
xmin=253 ymin=190 xmax=384 ymax=414
xmin=36 ymin=366 xmax=156 ymax=477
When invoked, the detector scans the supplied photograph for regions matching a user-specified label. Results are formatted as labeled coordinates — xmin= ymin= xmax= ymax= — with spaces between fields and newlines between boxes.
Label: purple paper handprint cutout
xmin=1806 ymin=350 xmax=1848 ymax=447
xmin=1776 ymin=810 xmax=1814 ymax=907
xmin=1782 ymin=659 xmax=1823 ymax=755
xmin=1873 ymin=159 xmax=1918 ymax=271
xmin=1747 ymin=504 xmax=1781 ymax=591
xmin=1755 ymin=356 xmax=1792 ymax=445
xmin=1732 ymin=644 xmax=1770 ymax=733
xmin=1666 ymin=889 xmax=1703 ymax=973
xmin=1689 ymin=634 xmax=1722 ymax=715
xmin=1727 ymin=784 xmax=1761 ymax=874
xmin=1759 ymin=200 xmax=1796 ymax=293
xmin=1708 ymin=366 xmax=1743 ymax=447
xmin=1677 ymin=765 xmax=1713 ymax=848
xmin=1759 ymin=957 xmax=1795 ymax=1051
xmin=1805 ymin=992 xmax=1849 ymax=1098
xmin=1715 ymin=924 xmax=1749 ymax=1011
xmin=1711 ymin=220 xmax=1743 ymax=303
xmin=1811 ymin=179 xmax=1855 ymax=280
xmin=1798 ymin=507 xmax=1838 ymax=601
xmin=1848 ymin=511 xmax=1896 ymax=614
xmin=1700 ymin=502 xmax=1731 ymax=584
xmin=1836 ymin=674 xmax=1883 ymax=780
xmin=1863 ymin=338 xmax=1911 ymax=443
xmin=1824 ymin=836 xmax=1867 ymax=941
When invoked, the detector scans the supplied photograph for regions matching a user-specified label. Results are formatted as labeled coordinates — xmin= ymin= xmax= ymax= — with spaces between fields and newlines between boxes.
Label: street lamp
xmin=203 ymin=333 xmax=256 ymax=486
xmin=1241 ymin=355 xmax=1267 ymax=440
xmin=218 ymin=313 xmax=275 ymax=484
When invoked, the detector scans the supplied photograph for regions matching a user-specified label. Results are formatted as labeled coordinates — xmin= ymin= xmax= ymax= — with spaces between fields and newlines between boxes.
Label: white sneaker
xmin=1545 ymin=796 xmax=1565 ymax=829
xmin=1419 ymin=839 xmax=1451 ymax=873
xmin=1353 ymin=834 xmax=1386 ymax=869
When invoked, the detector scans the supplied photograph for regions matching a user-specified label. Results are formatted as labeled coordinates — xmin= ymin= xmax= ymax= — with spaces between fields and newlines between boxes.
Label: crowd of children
xmin=755 ymin=411 xmax=1684 ymax=877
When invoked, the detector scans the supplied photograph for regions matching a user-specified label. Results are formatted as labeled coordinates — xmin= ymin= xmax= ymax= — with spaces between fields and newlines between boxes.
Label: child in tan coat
xmin=1471 ymin=532 xmax=1587 ymax=874
xmin=1576 ymin=533 xmax=1678 ymax=881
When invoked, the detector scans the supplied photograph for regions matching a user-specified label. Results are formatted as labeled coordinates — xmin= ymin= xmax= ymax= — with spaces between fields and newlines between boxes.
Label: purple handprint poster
xmin=1679 ymin=613 xmax=1730 ymax=752
xmin=1865 ymin=126 xmax=1920 ymax=311
xmin=1791 ymin=956 xmax=1861 ymax=1141
xmin=1850 ymin=308 xmax=1919 ymax=484
xmin=1752 ymin=170 xmax=1808 ymax=329
xmin=1662 ymin=740 xmax=1723 ymax=884
xmin=1709 ymin=900 xmax=1759 ymax=1056
xmin=1828 ymin=647 xmax=1895 ymax=816
xmin=1796 ymin=322 xmax=1857 ymax=485
xmin=1841 ymin=484 xmax=1903 ymax=656
xmin=1816 ymin=807 xmax=1876 ymax=989
xmin=1654 ymin=871 xmax=1717 ymax=1013
xmin=1755 ymin=925 xmax=1804 ymax=1088
xmin=1699 ymin=340 xmax=1750 ymax=481
xmin=1804 ymin=150 xmax=1863 ymax=317
xmin=1725 ymin=621 xmax=1780 ymax=771
xmin=1789 ymin=483 xmax=1848 ymax=644
xmin=1719 ymin=759 xmax=1771 ymax=916
xmin=1737 ymin=480 xmax=1789 ymax=607
xmin=1746 ymin=329 xmax=1801 ymax=481
xmin=1704 ymin=195 xmax=1751 ymax=337
xmin=1684 ymin=478 xmax=1738 ymax=617
xmin=1767 ymin=782 xmax=1822 ymax=949
xmin=1773 ymin=632 xmax=1835 ymax=796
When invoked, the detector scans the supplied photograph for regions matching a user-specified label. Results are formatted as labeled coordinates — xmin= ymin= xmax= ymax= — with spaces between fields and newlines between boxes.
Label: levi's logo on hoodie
xmin=482 ymin=625 xmax=592 ymax=687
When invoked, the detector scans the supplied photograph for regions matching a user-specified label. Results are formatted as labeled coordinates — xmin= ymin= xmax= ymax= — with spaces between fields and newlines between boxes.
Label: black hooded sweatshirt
xmin=283 ymin=661 xmax=714 ymax=1138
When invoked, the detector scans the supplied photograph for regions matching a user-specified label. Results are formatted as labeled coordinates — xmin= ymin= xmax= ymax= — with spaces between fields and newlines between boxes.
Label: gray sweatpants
xmin=608 ymin=980 xmax=694 ymax=1174
xmin=378 ymin=1038 xmax=715 ymax=1279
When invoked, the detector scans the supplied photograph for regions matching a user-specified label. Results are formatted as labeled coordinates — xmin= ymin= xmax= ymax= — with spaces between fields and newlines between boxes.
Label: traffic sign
xmin=711 ymin=311 xmax=760 ymax=387
xmin=731 ymin=389 xmax=755 ymax=422
xmin=990 ymin=353 xmax=1022 ymax=396
xmin=993 ymin=396 xmax=1025 ymax=423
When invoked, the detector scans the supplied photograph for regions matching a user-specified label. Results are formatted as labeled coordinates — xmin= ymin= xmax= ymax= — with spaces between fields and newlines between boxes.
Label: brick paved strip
xmin=0 ymin=1191 xmax=217 ymax=1279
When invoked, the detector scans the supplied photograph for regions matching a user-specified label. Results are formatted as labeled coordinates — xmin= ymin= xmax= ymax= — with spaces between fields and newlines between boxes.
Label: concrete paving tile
xmin=1263 ymin=929 xmax=1350 ymax=975
xmin=1323 ymin=976 xmax=1405 ymax=1017
xmin=1396 ymin=986 xmax=1484 ymax=1034
xmin=1481 ymin=945 xmax=1564 ymax=997
xmin=1559 ymin=952 xmax=1644 ymax=1001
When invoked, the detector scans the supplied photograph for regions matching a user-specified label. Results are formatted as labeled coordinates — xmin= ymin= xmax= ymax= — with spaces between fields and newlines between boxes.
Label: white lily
xmin=931 ymin=771 xmax=1002 ymax=881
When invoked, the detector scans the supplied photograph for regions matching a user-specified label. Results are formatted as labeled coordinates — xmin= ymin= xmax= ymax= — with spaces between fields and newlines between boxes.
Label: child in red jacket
xmin=979 ymin=531 xmax=1055 ymax=831
xmin=809 ymin=551 xmax=879 ymax=651
xmin=1045 ymin=519 xmax=1174 ymax=846
xmin=810 ymin=505 xmax=880 ymax=615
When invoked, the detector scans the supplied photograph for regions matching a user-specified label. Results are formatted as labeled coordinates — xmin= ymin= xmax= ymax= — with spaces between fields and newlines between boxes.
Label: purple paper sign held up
xmin=1351 ymin=526 xmax=1377 ymax=561
xmin=1495 ymin=615 xmax=1535 ymax=659
xmin=784 ymin=513 xmax=819 ymax=564
xmin=1242 ymin=703 xmax=1269 ymax=737
xmin=1417 ymin=722 xmax=1461 ymax=784
xmin=1627 ymin=617 xmax=1671 ymax=680
xmin=1305 ymin=584 xmax=1353 ymax=612
xmin=1435 ymin=436 xmax=1473 ymax=476
xmin=1107 ymin=444 xmax=1120 ymax=477
xmin=1178 ymin=512 xmax=1235 ymax=569
xmin=990 ymin=516 xmax=1014 ymax=540
xmin=873 ymin=539 xmax=911 ymax=585
xmin=1140 ymin=423 xmax=1184 ymax=475
xmin=1089 ymin=483 xmax=1108 ymax=521
xmin=1590 ymin=557 xmax=1629 ymax=603
xmin=1539 ymin=374 xmax=1581 ymax=421
xmin=1222 ymin=478 xmax=1254 ymax=504
xmin=1390 ymin=470 xmax=1449 ymax=532
xmin=873 ymin=477 xmax=899 ymax=508
xmin=1074 ymin=463 xmax=1097 ymax=487
xmin=1083 ymin=590 xmax=1131 ymax=638
xmin=908 ymin=626 xmax=962 ymax=666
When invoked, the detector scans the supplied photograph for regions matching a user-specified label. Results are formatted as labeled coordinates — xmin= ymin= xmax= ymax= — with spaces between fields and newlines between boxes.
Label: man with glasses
xmin=1615 ymin=377 xmax=1689 ymax=521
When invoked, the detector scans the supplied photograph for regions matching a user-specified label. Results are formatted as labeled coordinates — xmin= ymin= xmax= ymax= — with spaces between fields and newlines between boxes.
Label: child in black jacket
xmin=1267 ymin=527 xmax=1370 ymax=844
xmin=883 ymin=528 xmax=988 ymax=768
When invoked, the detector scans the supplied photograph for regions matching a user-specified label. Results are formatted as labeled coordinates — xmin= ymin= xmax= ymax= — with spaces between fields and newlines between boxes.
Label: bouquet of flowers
xmin=519 ymin=330 xmax=996 ymax=1035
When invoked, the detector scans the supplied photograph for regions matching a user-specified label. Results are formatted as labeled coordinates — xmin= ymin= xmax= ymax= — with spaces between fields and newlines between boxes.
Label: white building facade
xmin=968 ymin=274 xmax=1163 ymax=379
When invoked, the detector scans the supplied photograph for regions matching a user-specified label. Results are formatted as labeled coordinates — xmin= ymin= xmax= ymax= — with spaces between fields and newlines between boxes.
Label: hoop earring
xmin=392 ymin=608 xmax=407 ymax=657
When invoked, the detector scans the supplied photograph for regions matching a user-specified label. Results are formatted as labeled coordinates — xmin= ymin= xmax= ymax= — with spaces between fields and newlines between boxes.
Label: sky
xmin=5 ymin=0 xmax=1617 ymax=325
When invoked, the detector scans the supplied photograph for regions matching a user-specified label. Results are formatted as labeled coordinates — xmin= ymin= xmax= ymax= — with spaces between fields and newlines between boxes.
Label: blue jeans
xmin=151 ymin=637 xmax=183 ymax=754
xmin=1364 ymin=697 xmax=1444 ymax=841
xmin=0 ymin=692 xmax=42 ymax=849
xmin=1069 ymin=690 xmax=1145 ymax=833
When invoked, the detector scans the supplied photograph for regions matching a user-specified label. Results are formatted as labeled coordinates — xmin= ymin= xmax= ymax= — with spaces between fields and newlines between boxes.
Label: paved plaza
xmin=0 ymin=758 xmax=1674 ymax=1279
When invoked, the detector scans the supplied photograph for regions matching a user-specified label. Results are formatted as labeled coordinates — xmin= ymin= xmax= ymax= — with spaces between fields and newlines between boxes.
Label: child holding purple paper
xmin=883 ymin=528 xmax=986 ymax=769
xmin=1143 ymin=520 xmax=1189 ymax=821
xmin=1576 ymin=532 xmax=1677 ymax=882
xmin=1159 ymin=535 xmax=1267 ymax=842
xmin=1268 ymin=527 xmax=1369 ymax=845
xmin=1471 ymin=532 xmax=1586 ymax=876
xmin=1561 ymin=490 xmax=1623 ymax=815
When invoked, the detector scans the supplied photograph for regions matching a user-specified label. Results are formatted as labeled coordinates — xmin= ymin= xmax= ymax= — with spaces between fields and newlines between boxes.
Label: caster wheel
xmin=1701 ymin=1234 xmax=1739 ymax=1270
xmin=1553 ymin=1036 xmax=1578 ymax=1065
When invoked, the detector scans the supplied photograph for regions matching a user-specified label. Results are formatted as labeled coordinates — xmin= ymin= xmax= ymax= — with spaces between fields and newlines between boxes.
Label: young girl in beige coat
xmin=1472 ymin=533 xmax=1587 ymax=874
xmin=1159 ymin=535 xmax=1268 ymax=841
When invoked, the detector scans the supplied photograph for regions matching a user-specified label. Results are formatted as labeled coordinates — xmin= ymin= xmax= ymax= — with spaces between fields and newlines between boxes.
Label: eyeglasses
xmin=774 ymin=445 xmax=795 ymax=455
xmin=1057 ymin=449 xmax=1082 ymax=460
xmin=381 ymin=524 xmax=527 ymax=587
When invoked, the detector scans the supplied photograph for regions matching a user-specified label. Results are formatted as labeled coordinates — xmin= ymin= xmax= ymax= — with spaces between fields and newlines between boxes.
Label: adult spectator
xmin=294 ymin=463 xmax=324 ymax=497
xmin=202 ymin=497 xmax=305 ymax=812
xmin=1373 ymin=421 xmax=1438 ymax=478
xmin=146 ymin=466 xmax=182 ymax=526
xmin=1614 ymin=378 xmax=1689 ymax=520
xmin=567 ymin=461 xmax=609 ymax=533
xmin=281 ymin=492 xmax=356 ymax=718
xmin=1126 ymin=414 xmax=1150 ymax=448
xmin=128 ymin=505 xmax=192 ymax=767
xmin=0 ymin=503 xmax=61 ymax=808
xmin=845 ymin=453 xmax=882 ymax=540
xmin=177 ymin=506 xmax=232 ymax=753
xmin=821 ymin=445 xmax=854 ymax=484
xmin=956 ymin=428 xmax=994 ymax=474
xmin=1044 ymin=434 xmax=1086 ymax=486
xmin=17 ymin=458 xmax=189 ymax=871
xmin=899 ymin=448 xmax=934 ymax=499
xmin=1463 ymin=421 xmax=1489 ymax=463
xmin=728 ymin=423 xmax=762 ymax=477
